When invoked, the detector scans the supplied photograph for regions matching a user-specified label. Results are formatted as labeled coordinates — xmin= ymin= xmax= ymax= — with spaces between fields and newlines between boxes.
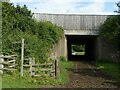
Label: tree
xmin=100 ymin=1 xmax=120 ymax=50
xmin=72 ymin=44 xmax=85 ymax=52
xmin=116 ymin=1 xmax=120 ymax=13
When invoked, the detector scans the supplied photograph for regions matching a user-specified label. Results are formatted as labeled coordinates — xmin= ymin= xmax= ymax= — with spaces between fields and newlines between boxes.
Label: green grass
xmin=0 ymin=75 xmax=2 ymax=89
xmin=59 ymin=60 xmax=73 ymax=84
xmin=2 ymin=60 xmax=73 ymax=88
xmin=2 ymin=72 xmax=40 ymax=88
xmin=96 ymin=60 xmax=120 ymax=83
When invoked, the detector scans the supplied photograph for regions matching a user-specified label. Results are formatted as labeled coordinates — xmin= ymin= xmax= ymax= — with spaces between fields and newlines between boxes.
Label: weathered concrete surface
xmin=96 ymin=37 xmax=120 ymax=62
xmin=64 ymin=30 xmax=99 ymax=35
xmin=33 ymin=13 xmax=108 ymax=35
xmin=33 ymin=13 xmax=119 ymax=61
xmin=48 ymin=35 xmax=67 ymax=58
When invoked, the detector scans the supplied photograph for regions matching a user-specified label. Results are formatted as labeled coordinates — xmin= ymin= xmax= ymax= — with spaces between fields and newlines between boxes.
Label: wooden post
xmin=0 ymin=55 xmax=4 ymax=75
xmin=32 ymin=57 xmax=35 ymax=76
xmin=29 ymin=58 xmax=32 ymax=77
xmin=20 ymin=39 xmax=24 ymax=77
xmin=13 ymin=57 xmax=16 ymax=73
xmin=52 ymin=59 xmax=55 ymax=78
xmin=55 ymin=58 xmax=60 ymax=79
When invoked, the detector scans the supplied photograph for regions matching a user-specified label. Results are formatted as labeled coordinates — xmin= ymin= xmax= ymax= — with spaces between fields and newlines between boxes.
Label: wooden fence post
xmin=32 ymin=57 xmax=35 ymax=76
xmin=55 ymin=58 xmax=60 ymax=79
xmin=29 ymin=57 xmax=35 ymax=77
xmin=20 ymin=39 xmax=24 ymax=77
xmin=13 ymin=56 xmax=16 ymax=72
xmin=29 ymin=58 xmax=32 ymax=77
xmin=52 ymin=59 xmax=55 ymax=78
xmin=0 ymin=55 xmax=2 ymax=90
xmin=0 ymin=55 xmax=4 ymax=75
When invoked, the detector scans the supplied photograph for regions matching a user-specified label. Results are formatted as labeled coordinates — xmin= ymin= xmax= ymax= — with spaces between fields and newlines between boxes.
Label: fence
xmin=20 ymin=57 xmax=60 ymax=79
xmin=0 ymin=55 xmax=17 ymax=74
xmin=0 ymin=55 xmax=60 ymax=79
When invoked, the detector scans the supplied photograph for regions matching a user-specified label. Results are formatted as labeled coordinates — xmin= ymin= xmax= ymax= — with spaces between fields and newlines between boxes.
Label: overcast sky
xmin=10 ymin=0 xmax=120 ymax=15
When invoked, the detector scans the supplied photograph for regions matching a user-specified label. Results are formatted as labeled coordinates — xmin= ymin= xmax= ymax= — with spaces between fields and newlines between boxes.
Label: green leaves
xmin=2 ymin=2 xmax=63 ymax=62
xmin=100 ymin=15 xmax=120 ymax=50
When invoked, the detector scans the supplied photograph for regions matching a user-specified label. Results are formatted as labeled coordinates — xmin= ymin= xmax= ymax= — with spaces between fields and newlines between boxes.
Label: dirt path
xmin=42 ymin=61 xmax=119 ymax=88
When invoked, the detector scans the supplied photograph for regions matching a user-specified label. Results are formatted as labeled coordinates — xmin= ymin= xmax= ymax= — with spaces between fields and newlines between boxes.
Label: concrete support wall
xmin=48 ymin=35 xmax=67 ymax=59
xmin=96 ymin=37 xmax=120 ymax=62
xmin=96 ymin=37 xmax=102 ymax=60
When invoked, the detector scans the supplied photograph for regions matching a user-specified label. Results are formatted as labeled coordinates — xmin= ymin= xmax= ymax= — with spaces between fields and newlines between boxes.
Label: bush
xmin=2 ymin=2 xmax=64 ymax=63
xmin=99 ymin=11 xmax=120 ymax=50
xmin=60 ymin=56 xmax=67 ymax=61
xmin=96 ymin=59 xmax=115 ymax=63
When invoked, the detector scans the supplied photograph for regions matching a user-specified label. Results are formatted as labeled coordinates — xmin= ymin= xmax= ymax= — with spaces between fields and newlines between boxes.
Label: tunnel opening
xmin=66 ymin=35 xmax=97 ymax=61
xmin=71 ymin=44 xmax=86 ymax=56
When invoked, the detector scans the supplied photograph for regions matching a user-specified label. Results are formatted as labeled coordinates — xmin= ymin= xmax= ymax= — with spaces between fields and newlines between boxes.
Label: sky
xmin=10 ymin=0 xmax=120 ymax=15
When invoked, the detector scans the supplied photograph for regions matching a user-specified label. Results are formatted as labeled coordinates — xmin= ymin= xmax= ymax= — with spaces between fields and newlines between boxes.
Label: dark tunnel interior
xmin=66 ymin=35 xmax=97 ymax=61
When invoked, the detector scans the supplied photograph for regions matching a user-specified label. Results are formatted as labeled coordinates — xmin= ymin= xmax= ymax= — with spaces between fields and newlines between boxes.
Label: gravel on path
xmin=42 ymin=61 xmax=119 ymax=88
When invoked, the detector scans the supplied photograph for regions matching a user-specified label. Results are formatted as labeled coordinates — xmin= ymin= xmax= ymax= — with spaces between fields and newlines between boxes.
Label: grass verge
xmin=96 ymin=59 xmax=120 ymax=84
xmin=2 ymin=60 xmax=73 ymax=88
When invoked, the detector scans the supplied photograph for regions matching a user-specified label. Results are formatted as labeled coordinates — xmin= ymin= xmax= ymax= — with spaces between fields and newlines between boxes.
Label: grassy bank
xmin=96 ymin=60 xmax=120 ymax=84
xmin=2 ymin=60 xmax=73 ymax=88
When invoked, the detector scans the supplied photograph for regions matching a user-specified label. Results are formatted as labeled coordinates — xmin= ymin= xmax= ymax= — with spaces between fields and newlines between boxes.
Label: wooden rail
xmin=21 ymin=57 xmax=60 ymax=79
xmin=29 ymin=58 xmax=56 ymax=78
xmin=0 ymin=54 xmax=60 ymax=79
xmin=0 ymin=55 xmax=17 ymax=73
xmin=23 ymin=63 xmax=53 ymax=67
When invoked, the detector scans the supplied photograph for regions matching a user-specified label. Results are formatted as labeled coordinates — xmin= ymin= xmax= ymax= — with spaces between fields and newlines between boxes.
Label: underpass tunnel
xmin=66 ymin=35 xmax=97 ymax=61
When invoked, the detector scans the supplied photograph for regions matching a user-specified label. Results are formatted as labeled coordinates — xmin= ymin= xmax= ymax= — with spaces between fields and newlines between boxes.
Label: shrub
xmin=60 ymin=56 xmax=67 ymax=61
xmin=2 ymin=2 xmax=64 ymax=63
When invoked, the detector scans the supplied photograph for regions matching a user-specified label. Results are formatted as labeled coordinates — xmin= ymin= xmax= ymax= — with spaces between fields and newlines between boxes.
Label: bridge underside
xmin=64 ymin=30 xmax=99 ymax=35
xmin=66 ymin=35 xmax=97 ymax=61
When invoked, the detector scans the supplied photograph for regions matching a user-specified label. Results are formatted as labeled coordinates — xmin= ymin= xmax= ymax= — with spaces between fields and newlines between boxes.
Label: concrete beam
xmin=64 ymin=30 xmax=99 ymax=35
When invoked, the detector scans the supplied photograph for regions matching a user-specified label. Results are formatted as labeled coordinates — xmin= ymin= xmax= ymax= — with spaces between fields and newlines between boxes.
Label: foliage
xmin=72 ymin=44 xmax=85 ymax=52
xmin=99 ymin=2 xmax=120 ymax=50
xmin=60 ymin=56 xmax=67 ymax=61
xmin=2 ymin=73 xmax=40 ymax=88
xmin=115 ymin=1 xmax=120 ymax=13
xmin=99 ymin=3 xmax=120 ymax=84
xmin=2 ymin=2 xmax=64 ymax=62
xmin=96 ymin=60 xmax=120 ymax=84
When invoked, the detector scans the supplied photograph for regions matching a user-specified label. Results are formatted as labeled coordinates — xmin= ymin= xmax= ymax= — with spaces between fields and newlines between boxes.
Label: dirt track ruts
xmin=42 ymin=61 xmax=119 ymax=88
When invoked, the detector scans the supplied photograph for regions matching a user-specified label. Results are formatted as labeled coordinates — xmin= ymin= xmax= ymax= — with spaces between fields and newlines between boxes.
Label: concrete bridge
xmin=33 ymin=13 xmax=117 ymax=61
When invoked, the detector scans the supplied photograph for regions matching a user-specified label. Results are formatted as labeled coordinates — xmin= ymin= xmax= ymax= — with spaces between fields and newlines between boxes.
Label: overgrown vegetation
xmin=72 ymin=44 xmax=85 ymax=52
xmin=96 ymin=60 xmax=120 ymax=85
xmin=2 ymin=60 xmax=73 ymax=88
xmin=2 ymin=2 xmax=64 ymax=62
xmin=71 ymin=44 xmax=85 ymax=55
xmin=97 ymin=1 xmax=120 ymax=85
xmin=2 ymin=2 xmax=73 ymax=88
xmin=99 ymin=2 xmax=120 ymax=50
xmin=59 ymin=56 xmax=67 ymax=61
